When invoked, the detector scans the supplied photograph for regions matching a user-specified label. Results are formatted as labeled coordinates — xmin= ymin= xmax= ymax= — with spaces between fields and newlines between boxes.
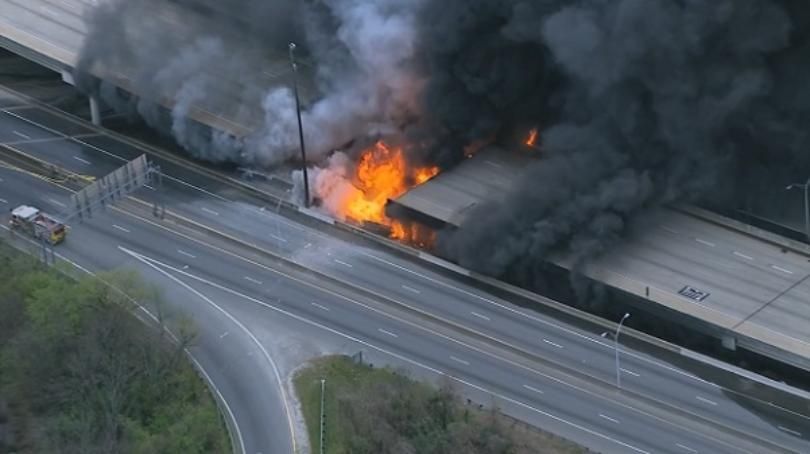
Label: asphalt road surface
xmin=2 ymin=92 xmax=810 ymax=453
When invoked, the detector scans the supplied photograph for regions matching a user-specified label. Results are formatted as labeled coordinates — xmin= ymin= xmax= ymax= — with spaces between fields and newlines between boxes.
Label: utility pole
xmin=786 ymin=178 xmax=810 ymax=240
xmin=615 ymin=312 xmax=631 ymax=389
xmin=319 ymin=378 xmax=326 ymax=454
xmin=289 ymin=42 xmax=310 ymax=208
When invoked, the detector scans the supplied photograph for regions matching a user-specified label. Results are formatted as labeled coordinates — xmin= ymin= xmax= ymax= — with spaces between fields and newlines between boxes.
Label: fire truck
xmin=9 ymin=205 xmax=67 ymax=245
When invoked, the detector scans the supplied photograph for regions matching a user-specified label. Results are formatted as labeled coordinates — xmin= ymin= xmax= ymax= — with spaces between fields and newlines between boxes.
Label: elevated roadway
xmin=2 ymin=86 xmax=810 ymax=453
xmin=392 ymin=146 xmax=810 ymax=373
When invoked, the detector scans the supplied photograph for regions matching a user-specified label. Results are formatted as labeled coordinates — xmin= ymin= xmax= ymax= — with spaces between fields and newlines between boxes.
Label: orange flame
xmin=525 ymin=128 xmax=539 ymax=147
xmin=340 ymin=141 xmax=438 ymax=246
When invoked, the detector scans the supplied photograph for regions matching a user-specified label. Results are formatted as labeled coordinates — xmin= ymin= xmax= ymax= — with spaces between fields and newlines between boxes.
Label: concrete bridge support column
xmin=89 ymin=95 xmax=101 ymax=126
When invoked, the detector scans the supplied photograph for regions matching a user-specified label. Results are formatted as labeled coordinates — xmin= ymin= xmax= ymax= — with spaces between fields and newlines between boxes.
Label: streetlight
xmin=786 ymin=178 xmax=810 ymax=240
xmin=288 ymin=42 xmax=310 ymax=208
xmin=615 ymin=312 xmax=631 ymax=389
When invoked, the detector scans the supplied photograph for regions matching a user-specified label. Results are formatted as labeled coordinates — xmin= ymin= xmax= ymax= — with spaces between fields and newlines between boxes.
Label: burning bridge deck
xmin=391 ymin=150 xmax=810 ymax=373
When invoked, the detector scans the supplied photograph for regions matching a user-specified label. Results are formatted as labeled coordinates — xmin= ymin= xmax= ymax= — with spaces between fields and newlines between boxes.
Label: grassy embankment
xmin=0 ymin=242 xmax=230 ymax=453
xmin=295 ymin=355 xmax=589 ymax=454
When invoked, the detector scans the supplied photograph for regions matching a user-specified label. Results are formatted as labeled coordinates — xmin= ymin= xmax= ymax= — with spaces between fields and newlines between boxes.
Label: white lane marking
xmin=378 ymin=328 xmax=399 ymax=338
xmin=220 ymin=331 xmax=230 ymax=339
xmin=733 ymin=251 xmax=753 ymax=261
xmin=778 ymin=425 xmax=802 ymax=437
xmin=523 ymin=384 xmax=544 ymax=394
xmin=599 ymin=414 xmax=619 ymax=424
xmin=695 ymin=238 xmax=715 ymax=247
xmin=696 ymin=396 xmax=717 ymax=406
xmin=471 ymin=311 xmax=491 ymax=321
xmin=47 ymin=197 xmax=66 ymax=207
xmin=12 ymin=130 xmax=30 ymax=140
xmin=676 ymin=443 xmax=698 ymax=453
xmin=450 ymin=356 xmax=470 ymax=366
xmin=118 ymin=246 xmax=652 ymax=454
xmin=660 ymin=226 xmax=679 ymax=234
xmin=73 ymin=155 xmax=91 ymax=165
xmin=112 ymin=224 xmax=131 ymax=233
xmin=543 ymin=339 xmax=564 ymax=349
xmin=177 ymin=249 xmax=197 ymax=259
xmin=771 ymin=265 xmax=794 ymax=275
xmin=119 ymin=246 xmax=295 ymax=452
xmin=0 ymin=198 xmax=7 ymax=204
xmin=144 ymin=184 xmax=156 ymax=190
xmin=311 ymin=302 xmax=330 ymax=312
xmin=270 ymin=234 xmax=288 ymax=243
xmin=620 ymin=368 xmax=640 ymax=377
xmin=333 ymin=259 xmax=353 ymax=268
xmin=401 ymin=284 xmax=421 ymax=294
xmin=201 ymin=207 xmax=220 ymax=216
xmin=244 ymin=276 xmax=263 ymax=285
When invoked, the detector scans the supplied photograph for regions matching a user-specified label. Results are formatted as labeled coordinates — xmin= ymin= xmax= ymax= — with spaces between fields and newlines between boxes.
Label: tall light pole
xmin=786 ymin=178 xmax=810 ymax=240
xmin=615 ymin=312 xmax=630 ymax=389
xmin=288 ymin=42 xmax=310 ymax=208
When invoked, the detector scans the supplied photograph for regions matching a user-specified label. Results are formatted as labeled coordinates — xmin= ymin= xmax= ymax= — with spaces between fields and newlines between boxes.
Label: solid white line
xmin=471 ymin=311 xmax=491 ymax=321
xmin=73 ymin=155 xmax=91 ymax=165
xmin=334 ymin=259 xmax=353 ymax=268
xmin=599 ymin=414 xmax=619 ymax=424
xmin=696 ymin=396 xmax=717 ymax=406
xmin=733 ymin=251 xmax=753 ymax=261
xmin=112 ymin=224 xmax=131 ymax=233
xmin=177 ymin=249 xmax=197 ymax=259
xmin=621 ymin=368 xmax=640 ymax=377
xmin=12 ymin=130 xmax=30 ymax=140
xmin=201 ymin=207 xmax=220 ymax=216
xmin=523 ymin=384 xmax=544 ymax=394
xmin=778 ymin=425 xmax=802 ymax=437
xmin=243 ymin=276 xmax=263 ymax=285
xmin=48 ymin=197 xmax=66 ymax=207
xmin=311 ymin=302 xmax=330 ymax=312
xmin=117 ymin=247 xmax=651 ymax=454
xmin=378 ymin=328 xmax=399 ymax=338
xmin=695 ymin=238 xmax=715 ymax=247
xmin=771 ymin=265 xmax=794 ymax=275
xmin=119 ymin=246 xmax=296 ymax=452
xmin=676 ymin=443 xmax=698 ymax=453
xmin=450 ymin=356 xmax=470 ymax=366
xmin=543 ymin=339 xmax=564 ymax=349
xmin=401 ymin=284 xmax=421 ymax=294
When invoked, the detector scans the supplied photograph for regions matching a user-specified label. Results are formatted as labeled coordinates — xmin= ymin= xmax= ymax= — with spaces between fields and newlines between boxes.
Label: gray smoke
xmin=424 ymin=0 xmax=810 ymax=283
xmin=75 ymin=0 xmax=426 ymax=166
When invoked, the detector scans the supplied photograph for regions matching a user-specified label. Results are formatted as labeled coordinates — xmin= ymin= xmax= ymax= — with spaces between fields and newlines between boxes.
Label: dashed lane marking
xmin=12 ymin=130 xmax=30 ymax=140
xmin=450 ymin=356 xmax=470 ymax=366
xmin=73 ymin=155 xmax=91 ymax=165
xmin=733 ymin=251 xmax=753 ymax=260
xmin=676 ymin=443 xmax=698 ymax=453
xmin=378 ymin=328 xmax=399 ymax=338
xmin=620 ymin=368 xmax=640 ymax=377
xmin=523 ymin=384 xmax=544 ymax=394
xmin=311 ymin=302 xmax=330 ymax=312
xmin=201 ymin=207 xmax=220 ymax=216
xmin=543 ymin=339 xmax=564 ymax=349
xmin=695 ymin=238 xmax=715 ymax=247
xmin=599 ymin=414 xmax=619 ymax=424
xmin=334 ymin=259 xmax=353 ymax=268
xmin=771 ymin=265 xmax=794 ymax=275
xmin=112 ymin=224 xmax=131 ymax=233
xmin=696 ymin=396 xmax=717 ymax=406
xmin=177 ymin=249 xmax=197 ymax=259
xmin=401 ymin=284 xmax=421 ymax=294
xmin=244 ymin=276 xmax=263 ymax=285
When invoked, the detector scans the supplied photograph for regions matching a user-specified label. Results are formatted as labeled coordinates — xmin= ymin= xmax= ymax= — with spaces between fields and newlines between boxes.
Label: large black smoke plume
xmin=424 ymin=0 xmax=810 ymax=284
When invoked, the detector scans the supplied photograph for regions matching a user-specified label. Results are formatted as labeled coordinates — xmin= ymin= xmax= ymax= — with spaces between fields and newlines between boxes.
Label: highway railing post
xmin=615 ymin=312 xmax=630 ymax=389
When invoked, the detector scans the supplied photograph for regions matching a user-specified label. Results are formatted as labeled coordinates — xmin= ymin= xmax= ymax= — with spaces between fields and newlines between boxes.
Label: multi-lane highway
xmin=2 ymin=89 xmax=810 ymax=453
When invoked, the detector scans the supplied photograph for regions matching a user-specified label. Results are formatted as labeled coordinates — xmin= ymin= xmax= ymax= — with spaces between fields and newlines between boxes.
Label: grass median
xmin=295 ymin=355 xmax=589 ymax=454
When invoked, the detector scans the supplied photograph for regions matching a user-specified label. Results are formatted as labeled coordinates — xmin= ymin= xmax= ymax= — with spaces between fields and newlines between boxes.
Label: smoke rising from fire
xmin=76 ymin=0 xmax=810 ymax=282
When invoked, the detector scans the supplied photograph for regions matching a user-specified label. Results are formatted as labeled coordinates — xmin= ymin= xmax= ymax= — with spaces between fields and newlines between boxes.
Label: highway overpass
xmin=392 ymin=146 xmax=810 ymax=374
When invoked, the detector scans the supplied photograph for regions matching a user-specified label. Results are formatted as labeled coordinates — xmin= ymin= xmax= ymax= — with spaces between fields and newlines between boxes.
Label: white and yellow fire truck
xmin=9 ymin=204 xmax=67 ymax=245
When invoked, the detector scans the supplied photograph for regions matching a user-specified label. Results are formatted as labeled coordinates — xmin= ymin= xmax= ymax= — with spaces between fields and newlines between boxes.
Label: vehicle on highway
xmin=9 ymin=204 xmax=67 ymax=244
